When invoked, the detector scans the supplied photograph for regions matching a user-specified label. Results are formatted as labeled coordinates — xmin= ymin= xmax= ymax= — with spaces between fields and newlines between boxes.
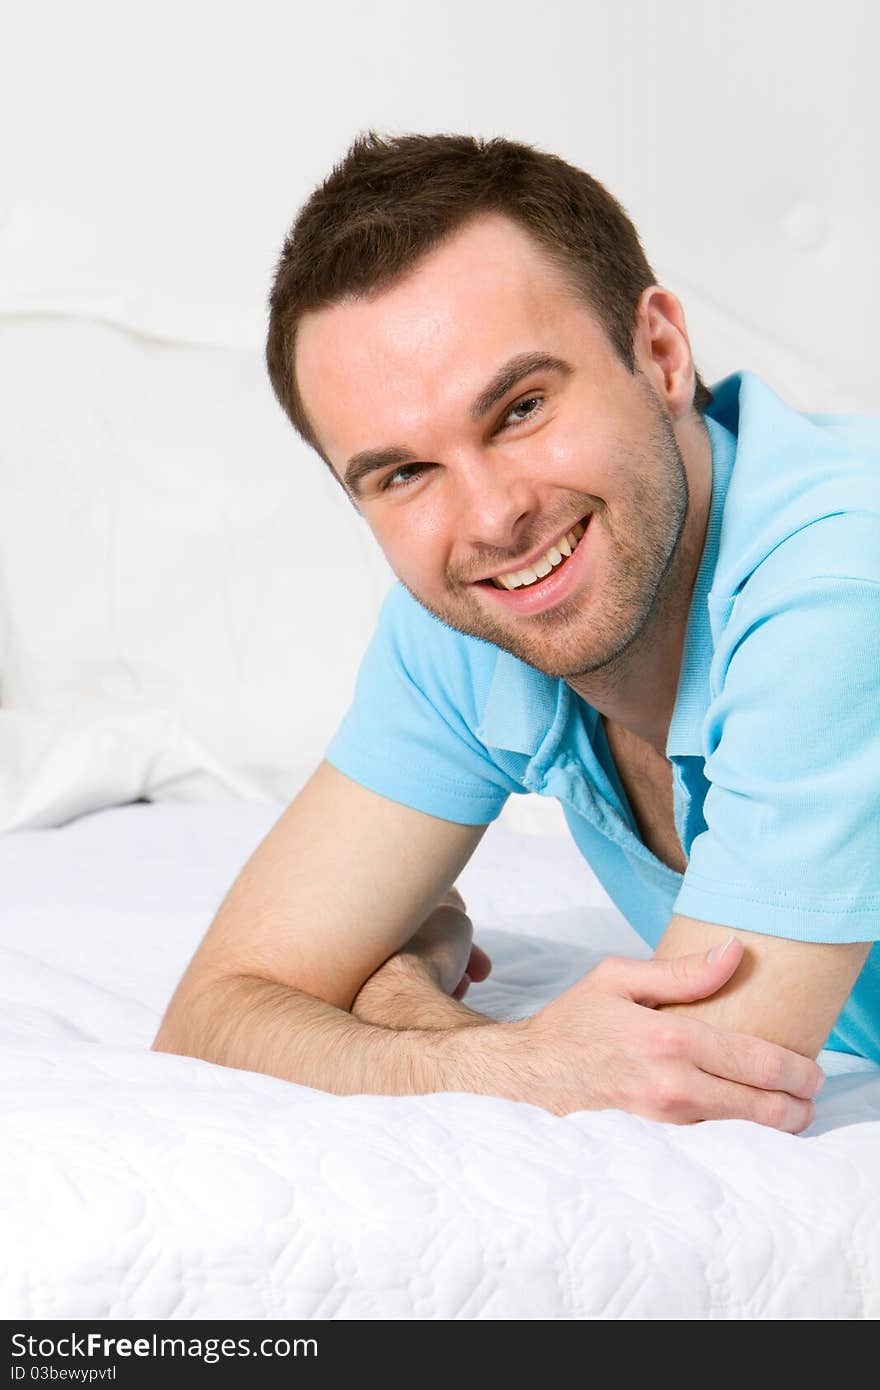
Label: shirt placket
xmin=529 ymin=701 xmax=679 ymax=875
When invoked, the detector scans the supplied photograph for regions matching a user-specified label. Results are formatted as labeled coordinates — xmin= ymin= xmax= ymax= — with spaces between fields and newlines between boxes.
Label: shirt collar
xmin=665 ymin=384 xmax=740 ymax=757
xmin=476 ymin=648 xmax=567 ymax=758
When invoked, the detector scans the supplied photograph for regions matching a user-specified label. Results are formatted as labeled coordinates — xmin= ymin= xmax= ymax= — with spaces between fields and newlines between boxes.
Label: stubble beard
xmin=398 ymin=398 xmax=691 ymax=681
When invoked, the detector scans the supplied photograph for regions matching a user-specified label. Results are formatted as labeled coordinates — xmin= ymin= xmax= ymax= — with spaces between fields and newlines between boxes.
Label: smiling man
xmin=153 ymin=132 xmax=880 ymax=1129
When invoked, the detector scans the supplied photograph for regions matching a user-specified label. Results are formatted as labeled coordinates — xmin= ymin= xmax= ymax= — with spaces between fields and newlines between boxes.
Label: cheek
xmin=542 ymin=414 xmax=609 ymax=484
xmin=374 ymin=515 xmax=444 ymax=574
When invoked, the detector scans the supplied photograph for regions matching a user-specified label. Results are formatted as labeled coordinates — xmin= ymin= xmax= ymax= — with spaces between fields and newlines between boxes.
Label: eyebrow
xmin=342 ymin=350 xmax=574 ymax=498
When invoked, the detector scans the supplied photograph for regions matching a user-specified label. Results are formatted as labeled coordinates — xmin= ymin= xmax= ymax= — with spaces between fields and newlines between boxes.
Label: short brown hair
xmin=266 ymin=131 xmax=712 ymax=474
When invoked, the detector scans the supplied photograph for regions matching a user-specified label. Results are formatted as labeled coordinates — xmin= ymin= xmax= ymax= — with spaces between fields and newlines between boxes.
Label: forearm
xmin=352 ymin=954 xmax=495 ymax=1031
xmin=152 ymin=972 xmax=506 ymax=1097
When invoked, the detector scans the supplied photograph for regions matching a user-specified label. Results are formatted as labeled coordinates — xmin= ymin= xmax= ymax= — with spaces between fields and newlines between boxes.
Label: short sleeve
xmin=323 ymin=585 xmax=522 ymax=825
xmin=674 ymin=576 xmax=880 ymax=943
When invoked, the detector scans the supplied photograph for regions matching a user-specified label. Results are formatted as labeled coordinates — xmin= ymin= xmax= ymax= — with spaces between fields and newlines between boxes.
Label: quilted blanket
xmin=2 ymin=800 xmax=878 ymax=1319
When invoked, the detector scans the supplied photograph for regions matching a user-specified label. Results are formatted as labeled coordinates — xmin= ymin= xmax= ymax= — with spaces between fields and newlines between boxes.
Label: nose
xmin=450 ymin=448 xmax=541 ymax=552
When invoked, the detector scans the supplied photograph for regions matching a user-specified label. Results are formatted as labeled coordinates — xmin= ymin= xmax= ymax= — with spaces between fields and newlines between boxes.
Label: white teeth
xmin=490 ymin=518 xmax=588 ymax=591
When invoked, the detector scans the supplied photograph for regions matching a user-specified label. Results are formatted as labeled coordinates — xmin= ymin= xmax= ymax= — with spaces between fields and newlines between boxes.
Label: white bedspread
xmin=2 ymin=801 xmax=878 ymax=1320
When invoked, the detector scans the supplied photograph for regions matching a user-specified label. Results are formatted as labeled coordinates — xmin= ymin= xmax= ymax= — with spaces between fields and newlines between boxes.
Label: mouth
xmin=473 ymin=513 xmax=591 ymax=591
xmin=470 ymin=512 xmax=593 ymax=617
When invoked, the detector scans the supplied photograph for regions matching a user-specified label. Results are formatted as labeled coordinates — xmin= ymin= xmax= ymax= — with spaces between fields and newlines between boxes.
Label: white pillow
xmin=0 ymin=309 xmax=398 ymax=825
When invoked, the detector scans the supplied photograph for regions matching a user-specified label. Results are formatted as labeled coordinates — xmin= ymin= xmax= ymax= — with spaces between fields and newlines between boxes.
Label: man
xmin=153 ymin=132 xmax=879 ymax=1130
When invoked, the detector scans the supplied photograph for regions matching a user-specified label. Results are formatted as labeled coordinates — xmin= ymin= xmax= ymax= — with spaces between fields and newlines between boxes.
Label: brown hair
xmin=266 ymin=131 xmax=712 ymax=476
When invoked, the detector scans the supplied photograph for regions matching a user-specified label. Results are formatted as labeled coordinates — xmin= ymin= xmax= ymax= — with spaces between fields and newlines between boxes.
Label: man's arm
xmin=655 ymin=569 xmax=880 ymax=1060
xmin=152 ymin=758 xmax=823 ymax=1126
xmin=351 ymin=885 xmax=497 ymax=1031
xmin=152 ymin=758 xmax=496 ymax=1092
xmin=652 ymin=914 xmax=872 ymax=1057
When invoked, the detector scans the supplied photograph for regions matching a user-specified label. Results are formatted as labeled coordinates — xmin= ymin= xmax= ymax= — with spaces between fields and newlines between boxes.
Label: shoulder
xmin=713 ymin=517 xmax=880 ymax=677
xmin=708 ymin=372 xmax=880 ymax=617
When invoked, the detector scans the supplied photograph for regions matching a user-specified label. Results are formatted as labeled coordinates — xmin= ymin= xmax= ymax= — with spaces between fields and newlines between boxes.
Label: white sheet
xmin=2 ymin=801 xmax=878 ymax=1319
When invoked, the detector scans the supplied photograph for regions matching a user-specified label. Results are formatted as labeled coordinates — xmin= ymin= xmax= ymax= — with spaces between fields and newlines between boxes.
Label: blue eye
xmin=379 ymin=463 xmax=425 ymax=491
xmin=378 ymin=393 xmax=545 ymax=491
xmin=503 ymin=395 xmax=545 ymax=428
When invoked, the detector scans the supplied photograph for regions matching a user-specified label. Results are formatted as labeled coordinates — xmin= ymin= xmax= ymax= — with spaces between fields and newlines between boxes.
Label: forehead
xmin=294 ymin=213 xmax=600 ymax=470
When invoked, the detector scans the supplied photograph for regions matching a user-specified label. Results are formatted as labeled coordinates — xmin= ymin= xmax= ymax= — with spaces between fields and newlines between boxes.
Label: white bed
xmin=2 ymin=797 xmax=879 ymax=1320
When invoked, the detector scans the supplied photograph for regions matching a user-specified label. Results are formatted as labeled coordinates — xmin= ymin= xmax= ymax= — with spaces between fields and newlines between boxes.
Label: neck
xmin=565 ymin=414 xmax=713 ymax=756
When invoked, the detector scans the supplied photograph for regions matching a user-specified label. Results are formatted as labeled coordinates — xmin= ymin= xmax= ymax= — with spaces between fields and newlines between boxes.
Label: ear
xmin=633 ymin=286 xmax=697 ymax=421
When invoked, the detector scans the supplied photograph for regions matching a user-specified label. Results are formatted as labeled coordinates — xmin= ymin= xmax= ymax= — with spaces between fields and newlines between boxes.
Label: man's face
xmin=295 ymin=212 xmax=690 ymax=679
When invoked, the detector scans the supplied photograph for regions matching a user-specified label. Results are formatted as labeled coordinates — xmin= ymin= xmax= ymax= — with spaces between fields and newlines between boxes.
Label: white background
xmin=0 ymin=0 xmax=877 ymax=827
xmin=1 ymin=0 xmax=877 ymax=405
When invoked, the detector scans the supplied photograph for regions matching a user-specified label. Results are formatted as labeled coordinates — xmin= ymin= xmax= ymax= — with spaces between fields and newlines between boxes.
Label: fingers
xmin=598 ymin=938 xmax=745 ymax=1008
xmin=437 ymin=885 xmax=467 ymax=913
xmin=640 ymin=1067 xmax=816 ymax=1133
xmin=466 ymin=944 xmax=492 ymax=982
xmin=678 ymin=1016 xmax=825 ymax=1100
xmin=452 ymin=944 xmax=492 ymax=1000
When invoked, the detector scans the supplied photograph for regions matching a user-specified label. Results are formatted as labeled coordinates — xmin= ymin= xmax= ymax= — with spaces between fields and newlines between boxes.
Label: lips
xmin=475 ymin=513 xmax=591 ymax=588
xmin=474 ymin=512 xmax=593 ymax=616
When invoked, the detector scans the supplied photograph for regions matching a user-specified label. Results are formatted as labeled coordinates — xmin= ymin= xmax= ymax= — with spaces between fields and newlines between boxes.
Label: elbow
xmin=150 ymin=1014 xmax=193 ymax=1058
xmin=150 ymin=1024 xmax=181 ymax=1056
xmin=150 ymin=983 xmax=216 ymax=1060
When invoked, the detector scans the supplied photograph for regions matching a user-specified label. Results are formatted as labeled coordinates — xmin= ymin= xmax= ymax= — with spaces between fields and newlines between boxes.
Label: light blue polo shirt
xmin=325 ymin=371 xmax=880 ymax=1063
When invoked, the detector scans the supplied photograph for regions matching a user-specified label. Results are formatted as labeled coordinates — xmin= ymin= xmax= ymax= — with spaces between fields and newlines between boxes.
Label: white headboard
xmin=1 ymin=0 xmax=875 ymax=409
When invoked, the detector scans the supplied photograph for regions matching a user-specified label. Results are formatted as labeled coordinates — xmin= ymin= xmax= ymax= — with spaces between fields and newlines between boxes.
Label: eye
xmin=379 ymin=462 xmax=426 ymax=492
xmin=377 ymin=393 xmax=546 ymax=492
xmin=500 ymin=394 xmax=545 ymax=430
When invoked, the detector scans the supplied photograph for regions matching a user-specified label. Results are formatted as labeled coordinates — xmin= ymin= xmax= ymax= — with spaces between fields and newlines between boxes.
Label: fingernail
xmin=813 ymin=1070 xmax=826 ymax=1096
xmin=706 ymin=935 xmax=736 ymax=964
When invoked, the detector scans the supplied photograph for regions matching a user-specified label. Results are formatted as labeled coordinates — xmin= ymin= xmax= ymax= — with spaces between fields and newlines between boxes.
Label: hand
xmin=510 ymin=939 xmax=824 ymax=1131
xmin=403 ymin=885 xmax=492 ymax=1001
xmin=351 ymin=886 xmax=492 ymax=1028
